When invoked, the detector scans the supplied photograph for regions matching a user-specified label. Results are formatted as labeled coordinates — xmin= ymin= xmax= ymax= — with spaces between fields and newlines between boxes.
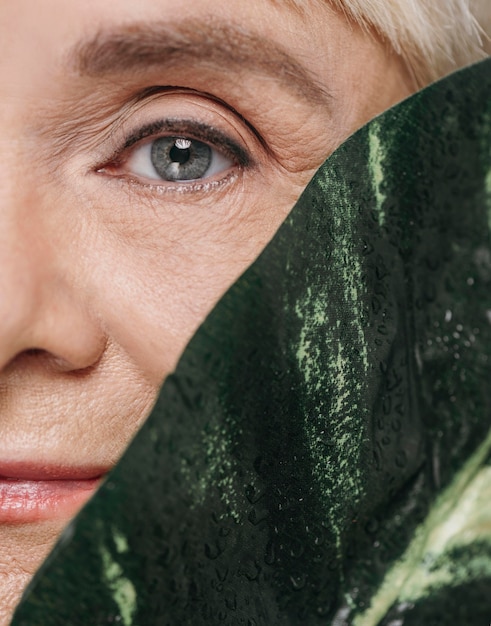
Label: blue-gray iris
xmin=150 ymin=137 xmax=212 ymax=181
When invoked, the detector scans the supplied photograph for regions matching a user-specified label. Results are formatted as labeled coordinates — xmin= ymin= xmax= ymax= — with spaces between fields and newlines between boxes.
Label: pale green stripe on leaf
xmin=368 ymin=121 xmax=387 ymax=227
xmin=99 ymin=528 xmax=137 ymax=626
xmin=353 ymin=428 xmax=491 ymax=626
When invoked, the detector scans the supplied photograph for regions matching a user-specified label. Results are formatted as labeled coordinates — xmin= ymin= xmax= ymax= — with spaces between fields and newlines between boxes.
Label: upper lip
xmin=0 ymin=461 xmax=108 ymax=481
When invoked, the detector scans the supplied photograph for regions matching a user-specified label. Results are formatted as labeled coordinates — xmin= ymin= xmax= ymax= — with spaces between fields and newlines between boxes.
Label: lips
xmin=0 ymin=462 xmax=105 ymax=523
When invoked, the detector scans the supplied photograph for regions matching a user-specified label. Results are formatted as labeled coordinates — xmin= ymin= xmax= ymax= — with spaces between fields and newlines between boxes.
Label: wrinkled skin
xmin=0 ymin=0 xmax=414 ymax=622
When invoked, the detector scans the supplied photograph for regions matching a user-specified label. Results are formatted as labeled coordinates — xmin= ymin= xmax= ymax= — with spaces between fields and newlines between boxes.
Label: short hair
xmin=293 ymin=0 xmax=491 ymax=87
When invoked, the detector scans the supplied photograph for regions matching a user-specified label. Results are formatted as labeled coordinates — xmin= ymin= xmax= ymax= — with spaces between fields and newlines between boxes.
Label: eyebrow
xmin=69 ymin=19 xmax=331 ymax=107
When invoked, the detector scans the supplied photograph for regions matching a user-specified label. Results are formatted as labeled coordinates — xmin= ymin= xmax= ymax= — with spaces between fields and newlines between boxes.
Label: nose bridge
xmin=0 ymin=163 xmax=106 ymax=371
xmin=0 ymin=174 xmax=54 ymax=359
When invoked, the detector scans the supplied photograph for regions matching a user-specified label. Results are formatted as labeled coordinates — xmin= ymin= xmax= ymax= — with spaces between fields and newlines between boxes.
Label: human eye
xmin=129 ymin=135 xmax=231 ymax=182
xmin=101 ymin=117 xmax=252 ymax=192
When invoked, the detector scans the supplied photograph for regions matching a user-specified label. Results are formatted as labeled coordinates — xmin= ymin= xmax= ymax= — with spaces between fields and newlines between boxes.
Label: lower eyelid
xmin=110 ymin=168 xmax=241 ymax=197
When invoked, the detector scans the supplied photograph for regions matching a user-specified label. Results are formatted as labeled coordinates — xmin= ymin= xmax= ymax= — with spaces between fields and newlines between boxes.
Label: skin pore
xmin=0 ymin=0 xmax=415 ymax=621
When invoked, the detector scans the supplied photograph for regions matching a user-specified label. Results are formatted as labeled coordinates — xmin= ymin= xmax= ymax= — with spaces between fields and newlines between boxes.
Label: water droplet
xmin=290 ymin=573 xmax=307 ymax=590
xmin=242 ymin=560 xmax=261 ymax=582
xmin=312 ymin=550 xmax=324 ymax=563
xmin=204 ymin=542 xmax=223 ymax=560
xmin=313 ymin=533 xmax=325 ymax=547
xmin=397 ymin=601 xmax=415 ymax=613
xmin=225 ymin=594 xmax=238 ymax=611
xmin=365 ymin=518 xmax=379 ymax=534
xmin=395 ymin=450 xmax=407 ymax=468
xmin=316 ymin=603 xmax=332 ymax=616
xmin=264 ymin=539 xmax=276 ymax=565
xmin=215 ymin=566 xmax=228 ymax=582
xmin=248 ymin=507 xmax=268 ymax=526
xmin=289 ymin=538 xmax=305 ymax=558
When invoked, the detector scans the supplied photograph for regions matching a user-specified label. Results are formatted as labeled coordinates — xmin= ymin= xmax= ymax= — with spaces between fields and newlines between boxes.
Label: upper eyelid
xmin=129 ymin=85 xmax=270 ymax=155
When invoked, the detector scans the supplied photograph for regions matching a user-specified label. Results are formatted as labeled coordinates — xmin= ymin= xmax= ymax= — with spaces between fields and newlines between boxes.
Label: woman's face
xmin=0 ymin=0 xmax=414 ymax=620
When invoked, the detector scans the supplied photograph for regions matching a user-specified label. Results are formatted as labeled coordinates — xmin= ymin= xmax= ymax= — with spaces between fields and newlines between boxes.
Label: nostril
xmin=23 ymin=348 xmax=45 ymax=357
xmin=1 ymin=348 xmax=50 ymax=375
xmin=4 ymin=348 xmax=54 ymax=372
xmin=3 ymin=346 xmax=104 ymax=377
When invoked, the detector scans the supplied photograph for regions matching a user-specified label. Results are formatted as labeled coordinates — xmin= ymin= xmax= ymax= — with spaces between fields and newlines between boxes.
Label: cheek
xmin=77 ymin=178 xmax=299 ymax=386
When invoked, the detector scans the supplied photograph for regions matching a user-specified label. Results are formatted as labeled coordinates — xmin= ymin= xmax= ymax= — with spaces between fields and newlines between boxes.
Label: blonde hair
xmin=311 ymin=0 xmax=491 ymax=86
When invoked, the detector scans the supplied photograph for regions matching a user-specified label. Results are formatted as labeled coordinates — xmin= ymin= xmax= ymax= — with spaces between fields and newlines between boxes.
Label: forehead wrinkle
xmin=67 ymin=19 xmax=331 ymax=107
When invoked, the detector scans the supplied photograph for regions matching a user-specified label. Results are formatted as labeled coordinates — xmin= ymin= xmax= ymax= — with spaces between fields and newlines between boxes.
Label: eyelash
xmin=99 ymin=118 xmax=253 ymax=193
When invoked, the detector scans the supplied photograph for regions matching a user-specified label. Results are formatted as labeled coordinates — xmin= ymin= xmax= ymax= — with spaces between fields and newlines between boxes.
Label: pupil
xmin=169 ymin=144 xmax=191 ymax=165
xmin=151 ymin=136 xmax=212 ymax=181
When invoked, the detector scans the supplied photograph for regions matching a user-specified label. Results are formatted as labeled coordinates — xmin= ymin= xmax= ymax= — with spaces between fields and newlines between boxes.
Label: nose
xmin=0 ymin=184 xmax=106 ymax=373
